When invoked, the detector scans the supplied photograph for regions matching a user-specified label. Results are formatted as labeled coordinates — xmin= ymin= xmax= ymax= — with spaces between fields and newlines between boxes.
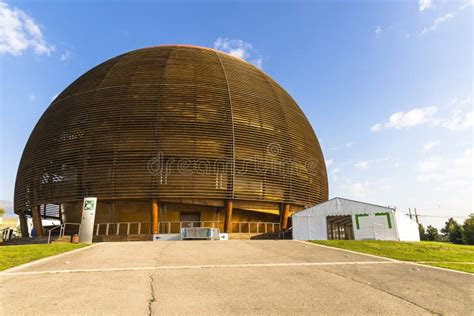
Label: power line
xmin=405 ymin=214 xmax=469 ymax=219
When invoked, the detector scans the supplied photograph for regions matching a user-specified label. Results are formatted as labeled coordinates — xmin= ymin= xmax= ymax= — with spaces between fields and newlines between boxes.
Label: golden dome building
xmin=14 ymin=45 xmax=328 ymax=239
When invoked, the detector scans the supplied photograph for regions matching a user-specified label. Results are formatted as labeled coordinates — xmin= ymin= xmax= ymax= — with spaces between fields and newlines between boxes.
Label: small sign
xmin=78 ymin=197 xmax=97 ymax=243
xmin=84 ymin=199 xmax=96 ymax=211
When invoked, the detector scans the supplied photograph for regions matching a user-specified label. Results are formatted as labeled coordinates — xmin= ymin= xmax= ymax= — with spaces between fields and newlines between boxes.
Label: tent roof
xmin=293 ymin=197 xmax=395 ymax=217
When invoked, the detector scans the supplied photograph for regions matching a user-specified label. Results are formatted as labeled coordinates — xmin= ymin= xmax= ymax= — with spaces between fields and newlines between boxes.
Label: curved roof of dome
xmin=14 ymin=45 xmax=328 ymax=212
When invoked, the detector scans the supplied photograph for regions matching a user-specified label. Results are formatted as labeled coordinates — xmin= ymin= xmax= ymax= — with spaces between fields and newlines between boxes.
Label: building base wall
xmin=61 ymin=199 xmax=280 ymax=234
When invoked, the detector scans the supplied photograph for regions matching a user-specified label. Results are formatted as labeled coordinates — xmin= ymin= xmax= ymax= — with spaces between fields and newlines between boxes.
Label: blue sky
xmin=0 ymin=0 xmax=472 ymax=227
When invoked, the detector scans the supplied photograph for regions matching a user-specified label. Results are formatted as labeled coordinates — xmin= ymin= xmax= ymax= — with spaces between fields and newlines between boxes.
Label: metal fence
xmin=94 ymin=222 xmax=150 ymax=236
xmin=46 ymin=220 xmax=281 ymax=242
xmin=159 ymin=221 xmax=280 ymax=234
xmin=47 ymin=223 xmax=81 ymax=243
xmin=1 ymin=227 xmax=15 ymax=242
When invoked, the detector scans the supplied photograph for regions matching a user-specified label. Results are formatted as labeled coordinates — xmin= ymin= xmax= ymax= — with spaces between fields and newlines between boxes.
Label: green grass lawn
xmin=0 ymin=243 xmax=89 ymax=271
xmin=312 ymin=240 xmax=474 ymax=273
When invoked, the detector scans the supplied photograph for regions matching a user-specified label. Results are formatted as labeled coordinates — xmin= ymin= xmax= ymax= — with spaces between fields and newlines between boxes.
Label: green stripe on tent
xmin=375 ymin=212 xmax=392 ymax=229
xmin=355 ymin=214 xmax=369 ymax=229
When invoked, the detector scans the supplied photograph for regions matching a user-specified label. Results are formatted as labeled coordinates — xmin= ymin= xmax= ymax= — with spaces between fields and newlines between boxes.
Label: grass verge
xmin=0 ymin=243 xmax=88 ymax=271
xmin=312 ymin=240 xmax=474 ymax=273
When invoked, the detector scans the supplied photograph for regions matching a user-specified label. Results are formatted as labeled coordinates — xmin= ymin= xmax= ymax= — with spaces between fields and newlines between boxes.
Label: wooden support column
xmin=280 ymin=203 xmax=290 ymax=231
xmin=224 ymin=200 xmax=233 ymax=233
xmin=19 ymin=212 xmax=29 ymax=238
xmin=31 ymin=206 xmax=44 ymax=237
xmin=152 ymin=199 xmax=159 ymax=234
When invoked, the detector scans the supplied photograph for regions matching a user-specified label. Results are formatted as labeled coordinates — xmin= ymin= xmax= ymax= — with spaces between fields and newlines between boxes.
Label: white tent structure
xmin=292 ymin=197 xmax=419 ymax=241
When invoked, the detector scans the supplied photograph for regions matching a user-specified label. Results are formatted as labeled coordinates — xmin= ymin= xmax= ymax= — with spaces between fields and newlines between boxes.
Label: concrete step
xmin=52 ymin=235 xmax=72 ymax=243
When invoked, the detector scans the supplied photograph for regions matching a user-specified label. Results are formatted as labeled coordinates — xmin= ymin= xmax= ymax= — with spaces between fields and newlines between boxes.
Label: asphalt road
xmin=0 ymin=240 xmax=472 ymax=315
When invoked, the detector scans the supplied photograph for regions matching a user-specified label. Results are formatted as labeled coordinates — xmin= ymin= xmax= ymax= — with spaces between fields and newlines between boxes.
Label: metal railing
xmin=94 ymin=222 xmax=149 ymax=236
xmin=45 ymin=220 xmax=280 ymax=242
xmin=47 ymin=225 xmax=61 ymax=244
xmin=159 ymin=221 xmax=280 ymax=234
xmin=48 ymin=222 xmax=153 ymax=242
xmin=231 ymin=222 xmax=280 ymax=234
xmin=47 ymin=223 xmax=81 ymax=243
xmin=159 ymin=221 xmax=223 ymax=234
xmin=1 ymin=227 xmax=15 ymax=242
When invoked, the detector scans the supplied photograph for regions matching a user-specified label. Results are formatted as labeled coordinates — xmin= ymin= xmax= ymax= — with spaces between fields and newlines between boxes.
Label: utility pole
xmin=408 ymin=208 xmax=412 ymax=220
xmin=414 ymin=208 xmax=419 ymax=224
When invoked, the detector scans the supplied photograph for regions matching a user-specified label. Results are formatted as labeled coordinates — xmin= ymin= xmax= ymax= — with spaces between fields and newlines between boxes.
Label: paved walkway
xmin=1 ymin=240 xmax=472 ymax=315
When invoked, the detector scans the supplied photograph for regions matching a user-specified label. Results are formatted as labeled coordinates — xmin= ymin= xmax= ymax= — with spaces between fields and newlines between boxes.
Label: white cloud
xmin=410 ymin=1 xmax=473 ymax=37
xmin=214 ymin=37 xmax=263 ymax=69
xmin=422 ymin=141 xmax=439 ymax=153
xmin=445 ymin=111 xmax=474 ymax=130
xmin=441 ymin=97 xmax=473 ymax=130
xmin=419 ymin=12 xmax=454 ymax=36
xmin=325 ymin=159 xmax=333 ymax=168
xmin=419 ymin=0 xmax=432 ymax=12
xmin=328 ymin=142 xmax=355 ymax=151
xmin=370 ymin=123 xmax=382 ymax=132
xmin=353 ymin=161 xmax=370 ymax=169
xmin=459 ymin=0 xmax=474 ymax=10
xmin=336 ymin=178 xmax=393 ymax=202
xmin=371 ymin=98 xmax=473 ymax=132
xmin=214 ymin=37 xmax=251 ymax=59
xmin=417 ymin=156 xmax=441 ymax=174
xmin=28 ymin=94 xmax=36 ymax=101
xmin=416 ymin=150 xmax=473 ymax=192
xmin=418 ymin=0 xmax=474 ymax=36
xmin=60 ymin=50 xmax=71 ymax=61
xmin=371 ymin=106 xmax=438 ymax=131
xmin=251 ymin=57 xmax=263 ymax=69
xmin=330 ymin=167 xmax=341 ymax=182
xmin=348 ymin=181 xmax=375 ymax=201
xmin=0 ymin=1 xmax=54 ymax=56
xmin=385 ymin=106 xmax=438 ymax=129
xmin=375 ymin=25 xmax=383 ymax=37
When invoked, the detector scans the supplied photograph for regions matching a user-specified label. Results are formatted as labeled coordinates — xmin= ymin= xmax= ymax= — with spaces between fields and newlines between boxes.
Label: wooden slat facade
xmin=14 ymin=45 xmax=328 ymax=215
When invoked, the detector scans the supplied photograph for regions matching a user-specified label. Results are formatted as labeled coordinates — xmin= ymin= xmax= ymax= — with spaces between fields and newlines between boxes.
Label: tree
xmin=462 ymin=214 xmax=474 ymax=245
xmin=441 ymin=217 xmax=455 ymax=235
xmin=418 ymin=223 xmax=427 ymax=240
xmin=450 ymin=223 xmax=463 ymax=244
xmin=0 ymin=207 xmax=5 ymax=217
xmin=441 ymin=217 xmax=463 ymax=244
xmin=425 ymin=225 xmax=439 ymax=241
